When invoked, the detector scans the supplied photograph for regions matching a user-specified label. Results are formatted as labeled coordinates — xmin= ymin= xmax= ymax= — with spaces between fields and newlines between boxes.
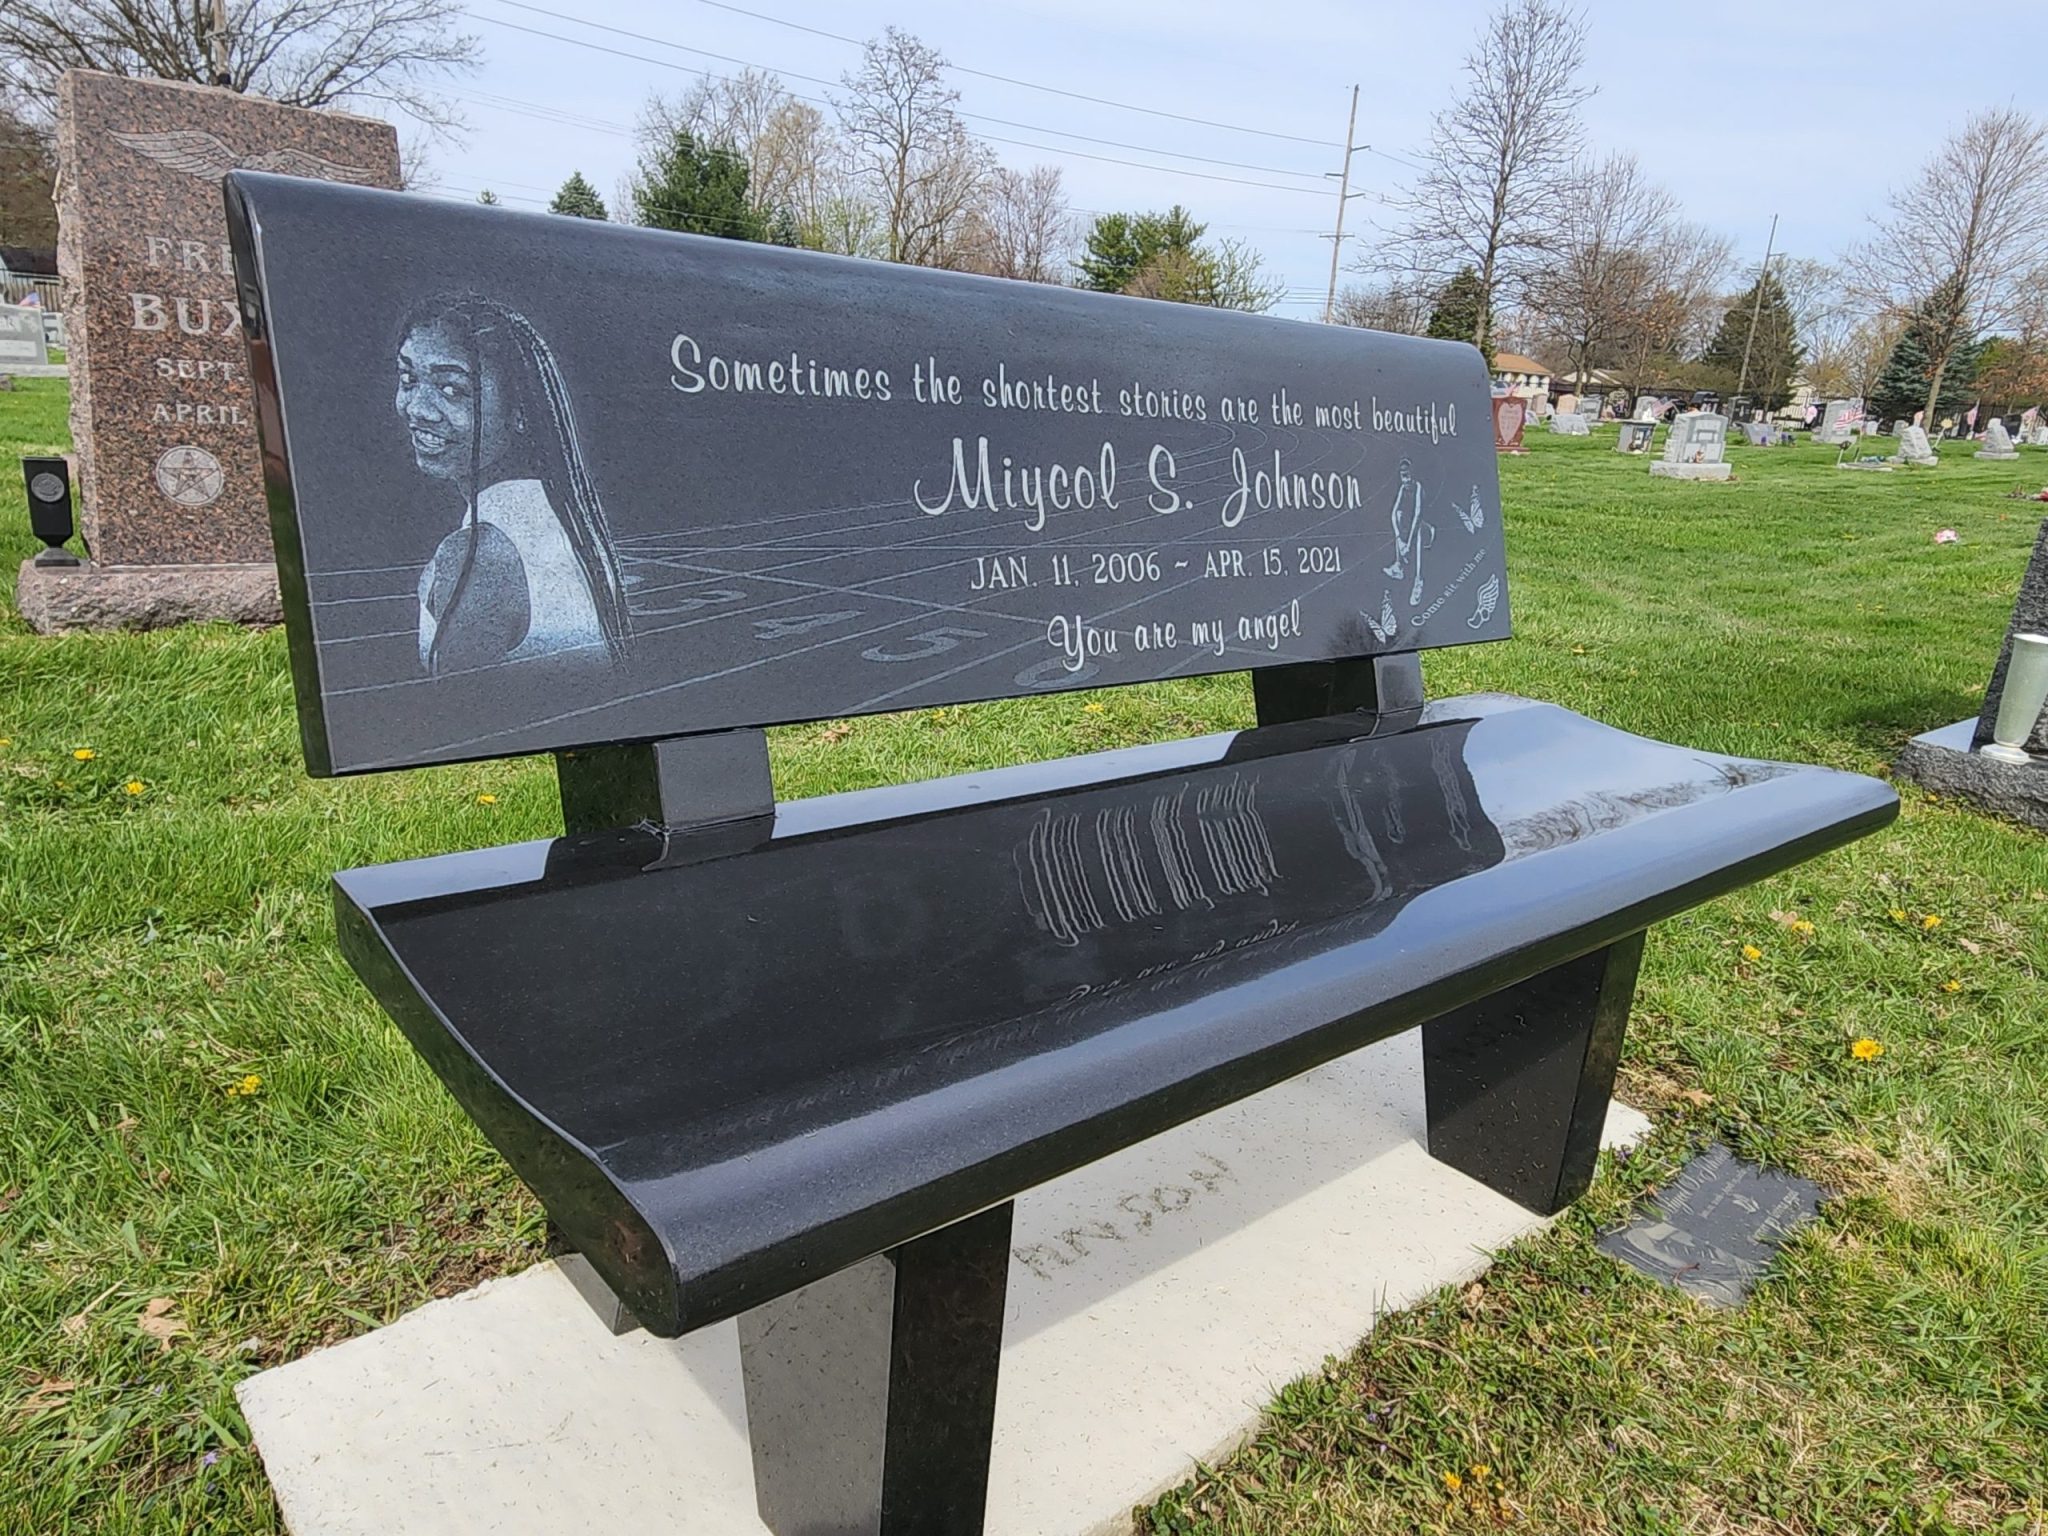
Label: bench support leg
xmin=736 ymin=1201 xmax=1013 ymax=1536
xmin=1421 ymin=933 xmax=1644 ymax=1214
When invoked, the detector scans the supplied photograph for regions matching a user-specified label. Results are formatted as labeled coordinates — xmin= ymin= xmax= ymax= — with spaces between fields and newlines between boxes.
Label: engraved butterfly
xmin=1458 ymin=485 xmax=1486 ymax=534
xmin=1363 ymin=590 xmax=1399 ymax=644
xmin=109 ymin=130 xmax=380 ymax=185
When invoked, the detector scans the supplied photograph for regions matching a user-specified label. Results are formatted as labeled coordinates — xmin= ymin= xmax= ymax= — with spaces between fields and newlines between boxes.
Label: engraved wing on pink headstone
xmin=109 ymin=130 xmax=381 ymax=185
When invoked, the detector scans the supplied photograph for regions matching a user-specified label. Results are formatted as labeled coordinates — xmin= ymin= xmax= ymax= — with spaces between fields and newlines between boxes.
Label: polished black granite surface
xmin=228 ymin=171 xmax=1508 ymax=776
xmin=336 ymin=694 xmax=1895 ymax=1335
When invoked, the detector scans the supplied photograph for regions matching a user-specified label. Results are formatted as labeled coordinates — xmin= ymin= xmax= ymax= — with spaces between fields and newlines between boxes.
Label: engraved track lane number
xmin=752 ymin=610 xmax=860 ymax=640
xmin=861 ymin=626 xmax=988 ymax=663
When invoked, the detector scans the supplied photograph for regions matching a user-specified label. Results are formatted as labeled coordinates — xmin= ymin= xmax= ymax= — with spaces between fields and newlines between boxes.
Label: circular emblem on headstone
xmin=154 ymin=445 xmax=225 ymax=508
xmin=29 ymin=471 xmax=65 ymax=503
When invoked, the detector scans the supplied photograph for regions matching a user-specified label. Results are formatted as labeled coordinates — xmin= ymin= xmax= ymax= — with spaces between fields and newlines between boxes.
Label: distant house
xmin=0 ymin=246 xmax=59 ymax=311
xmin=1553 ymin=367 xmax=1624 ymax=395
xmin=1490 ymin=353 xmax=1552 ymax=401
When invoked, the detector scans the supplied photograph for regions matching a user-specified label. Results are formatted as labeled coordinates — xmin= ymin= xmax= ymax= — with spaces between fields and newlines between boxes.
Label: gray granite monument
xmin=1616 ymin=420 xmax=1655 ymax=454
xmin=1550 ymin=411 xmax=1589 ymax=435
xmin=1814 ymin=400 xmax=1860 ymax=445
xmin=1896 ymin=424 xmax=1939 ymax=466
xmin=0 ymin=303 xmax=50 ymax=369
xmin=1976 ymin=420 xmax=2019 ymax=460
xmin=1894 ymin=519 xmax=2048 ymax=828
xmin=1650 ymin=411 xmax=1731 ymax=480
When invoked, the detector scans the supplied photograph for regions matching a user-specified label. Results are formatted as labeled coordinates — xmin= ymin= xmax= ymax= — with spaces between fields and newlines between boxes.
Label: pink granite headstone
xmin=18 ymin=71 xmax=399 ymax=631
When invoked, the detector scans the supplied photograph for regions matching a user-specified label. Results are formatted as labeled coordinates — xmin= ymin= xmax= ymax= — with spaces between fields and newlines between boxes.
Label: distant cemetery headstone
xmin=2032 ymin=426 xmax=2048 ymax=448
xmin=1896 ymin=423 xmax=1939 ymax=466
xmin=1740 ymin=422 xmax=1773 ymax=446
xmin=1634 ymin=396 xmax=1662 ymax=422
xmin=1491 ymin=394 xmax=1527 ymax=454
xmin=1976 ymin=419 xmax=2019 ymax=460
xmin=1616 ymin=420 xmax=1655 ymax=454
xmin=0 ymin=303 xmax=50 ymax=367
xmin=1649 ymin=411 xmax=1731 ymax=480
xmin=1555 ymin=391 xmax=1579 ymax=417
xmin=1814 ymin=400 xmax=1860 ymax=445
xmin=14 ymin=70 xmax=400 ymax=633
xmin=1550 ymin=412 xmax=1590 ymax=435
xmin=1580 ymin=391 xmax=1604 ymax=420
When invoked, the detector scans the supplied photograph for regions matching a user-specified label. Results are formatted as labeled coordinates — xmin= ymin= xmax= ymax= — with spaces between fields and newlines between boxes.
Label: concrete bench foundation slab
xmin=239 ymin=1039 xmax=1648 ymax=1536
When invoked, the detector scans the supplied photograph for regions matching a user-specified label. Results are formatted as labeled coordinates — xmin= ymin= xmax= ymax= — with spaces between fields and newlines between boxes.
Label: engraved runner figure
xmin=1381 ymin=458 xmax=1431 ymax=606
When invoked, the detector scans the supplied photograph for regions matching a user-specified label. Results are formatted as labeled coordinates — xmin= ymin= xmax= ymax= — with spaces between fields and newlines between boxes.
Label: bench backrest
xmin=225 ymin=172 xmax=1510 ymax=776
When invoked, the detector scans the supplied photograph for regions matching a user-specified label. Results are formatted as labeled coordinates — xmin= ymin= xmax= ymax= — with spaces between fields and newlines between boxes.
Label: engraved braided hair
xmin=400 ymin=291 xmax=630 ymax=666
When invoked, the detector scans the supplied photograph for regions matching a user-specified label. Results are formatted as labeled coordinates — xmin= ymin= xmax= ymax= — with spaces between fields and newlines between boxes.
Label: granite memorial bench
xmin=225 ymin=170 xmax=1897 ymax=1534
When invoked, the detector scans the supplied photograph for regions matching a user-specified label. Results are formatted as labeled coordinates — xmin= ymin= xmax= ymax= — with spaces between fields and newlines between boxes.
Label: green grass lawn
xmin=3 ymin=381 xmax=2045 ymax=1533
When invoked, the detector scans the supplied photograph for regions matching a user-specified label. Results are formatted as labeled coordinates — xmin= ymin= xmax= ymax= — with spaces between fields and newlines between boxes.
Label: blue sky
xmin=426 ymin=0 xmax=2040 ymax=315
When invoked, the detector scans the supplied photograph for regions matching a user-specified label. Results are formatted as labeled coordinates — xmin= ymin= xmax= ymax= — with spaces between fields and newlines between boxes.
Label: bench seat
xmin=336 ymin=693 xmax=1895 ymax=1338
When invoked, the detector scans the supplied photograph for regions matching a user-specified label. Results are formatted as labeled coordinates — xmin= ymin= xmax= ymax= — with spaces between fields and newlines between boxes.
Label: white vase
xmin=1982 ymin=632 xmax=2048 ymax=764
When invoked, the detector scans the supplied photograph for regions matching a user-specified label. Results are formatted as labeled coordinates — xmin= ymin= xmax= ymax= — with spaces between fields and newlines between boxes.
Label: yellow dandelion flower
xmin=1082 ymin=702 xmax=1106 ymax=715
xmin=123 ymin=780 xmax=145 ymax=796
xmin=0 ymin=737 xmax=12 ymax=748
xmin=1941 ymin=979 xmax=1962 ymax=993
xmin=1851 ymin=1038 xmax=1884 ymax=1061
xmin=1887 ymin=908 xmax=1907 ymax=922
xmin=1471 ymin=1463 xmax=1491 ymax=1479
xmin=1741 ymin=944 xmax=1762 ymax=962
xmin=1921 ymin=914 xmax=1942 ymax=929
xmin=475 ymin=793 xmax=498 ymax=805
xmin=1790 ymin=919 xmax=1815 ymax=937
xmin=1443 ymin=1472 xmax=1463 ymax=1492
xmin=72 ymin=747 xmax=95 ymax=761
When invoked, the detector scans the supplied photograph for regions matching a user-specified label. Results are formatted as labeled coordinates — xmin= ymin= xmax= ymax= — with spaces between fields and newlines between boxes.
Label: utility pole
xmin=1735 ymin=212 xmax=1779 ymax=413
xmin=208 ymin=0 xmax=231 ymax=87
xmin=1321 ymin=85 xmax=1360 ymax=324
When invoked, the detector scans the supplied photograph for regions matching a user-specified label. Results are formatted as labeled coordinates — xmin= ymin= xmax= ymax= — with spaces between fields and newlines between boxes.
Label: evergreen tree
xmin=1869 ymin=278 xmax=1981 ymax=426
xmin=1699 ymin=269 xmax=1804 ymax=411
xmin=549 ymin=171 xmax=608 ymax=220
xmin=631 ymin=128 xmax=766 ymax=241
xmin=475 ymin=188 xmax=500 ymax=206
xmin=1076 ymin=206 xmax=1205 ymax=293
xmin=765 ymin=205 xmax=802 ymax=248
xmin=1426 ymin=267 xmax=1490 ymax=349
xmin=1074 ymin=205 xmax=1277 ymax=311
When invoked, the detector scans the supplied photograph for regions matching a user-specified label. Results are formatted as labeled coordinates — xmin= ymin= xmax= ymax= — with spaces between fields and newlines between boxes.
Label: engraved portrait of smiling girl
xmin=395 ymin=294 xmax=630 ymax=674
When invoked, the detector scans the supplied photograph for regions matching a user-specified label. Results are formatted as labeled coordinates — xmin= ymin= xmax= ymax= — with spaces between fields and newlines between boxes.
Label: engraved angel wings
xmin=109 ymin=130 xmax=379 ymax=185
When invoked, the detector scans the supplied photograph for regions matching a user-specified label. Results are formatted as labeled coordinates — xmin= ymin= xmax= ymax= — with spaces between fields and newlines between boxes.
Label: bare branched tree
xmin=959 ymin=164 xmax=1072 ymax=282
xmin=1123 ymin=238 xmax=1283 ymax=313
xmin=646 ymin=69 xmax=836 ymax=227
xmin=1330 ymin=279 xmax=1434 ymax=335
xmin=834 ymin=27 xmax=990 ymax=268
xmin=1806 ymin=310 xmax=1903 ymax=402
xmin=1603 ymin=220 xmax=1730 ymax=399
xmin=0 ymin=94 xmax=58 ymax=244
xmin=1520 ymin=153 xmax=1676 ymax=391
xmin=0 ymin=0 xmax=478 ymax=132
xmin=1850 ymin=108 xmax=2048 ymax=423
xmin=1364 ymin=0 xmax=1591 ymax=348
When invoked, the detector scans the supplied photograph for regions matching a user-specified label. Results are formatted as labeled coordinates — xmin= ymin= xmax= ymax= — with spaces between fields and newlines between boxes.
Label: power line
xmin=684 ymin=0 xmax=1341 ymax=148
xmin=472 ymin=0 xmax=1333 ymax=181
xmin=465 ymin=10 xmax=1341 ymax=197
